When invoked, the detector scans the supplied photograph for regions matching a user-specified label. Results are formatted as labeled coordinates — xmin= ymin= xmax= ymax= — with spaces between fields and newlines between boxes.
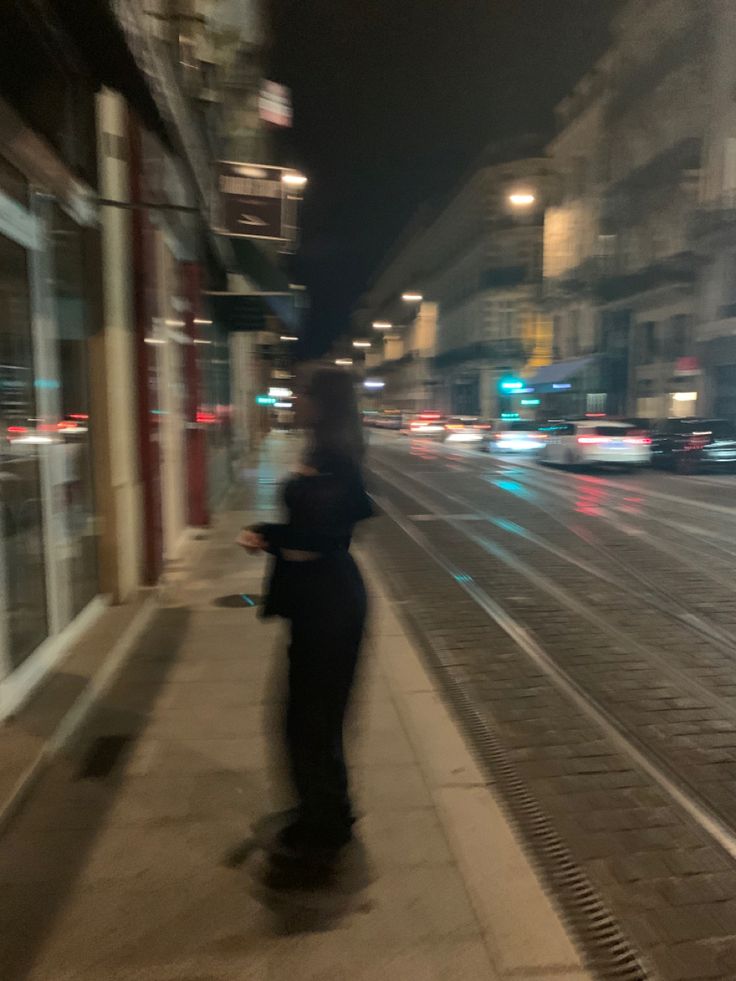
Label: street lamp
xmin=401 ymin=291 xmax=423 ymax=302
xmin=508 ymin=191 xmax=536 ymax=207
xmin=372 ymin=321 xmax=393 ymax=330
xmin=353 ymin=340 xmax=372 ymax=348
xmin=335 ymin=358 xmax=353 ymax=366
xmin=280 ymin=335 xmax=298 ymax=342
xmin=282 ymin=171 xmax=308 ymax=188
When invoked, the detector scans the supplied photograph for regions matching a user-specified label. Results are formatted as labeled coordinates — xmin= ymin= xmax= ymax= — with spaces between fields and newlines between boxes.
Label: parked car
xmin=443 ymin=416 xmax=492 ymax=443
xmin=486 ymin=419 xmax=546 ymax=453
xmin=540 ymin=420 xmax=651 ymax=469
xmin=650 ymin=418 xmax=736 ymax=473
xmin=404 ymin=412 xmax=447 ymax=437
xmin=375 ymin=409 xmax=404 ymax=431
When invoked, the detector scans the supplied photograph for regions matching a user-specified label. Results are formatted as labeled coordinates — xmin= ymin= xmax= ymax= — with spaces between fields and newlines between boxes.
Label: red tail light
xmin=626 ymin=437 xmax=651 ymax=445
xmin=685 ymin=436 xmax=708 ymax=451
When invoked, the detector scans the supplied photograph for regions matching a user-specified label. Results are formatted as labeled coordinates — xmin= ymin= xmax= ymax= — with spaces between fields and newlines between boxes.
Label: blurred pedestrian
xmin=237 ymin=368 xmax=372 ymax=875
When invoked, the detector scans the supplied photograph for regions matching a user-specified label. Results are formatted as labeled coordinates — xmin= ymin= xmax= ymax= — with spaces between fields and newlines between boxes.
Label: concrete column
xmin=91 ymin=89 xmax=144 ymax=602
xmin=480 ymin=364 xmax=495 ymax=420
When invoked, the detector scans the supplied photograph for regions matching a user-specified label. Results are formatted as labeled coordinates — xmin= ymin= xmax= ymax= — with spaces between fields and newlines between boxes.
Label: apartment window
xmin=667 ymin=315 xmax=690 ymax=357
xmin=639 ymin=321 xmax=657 ymax=363
xmin=568 ymin=309 xmax=580 ymax=357
xmin=497 ymin=299 xmax=518 ymax=340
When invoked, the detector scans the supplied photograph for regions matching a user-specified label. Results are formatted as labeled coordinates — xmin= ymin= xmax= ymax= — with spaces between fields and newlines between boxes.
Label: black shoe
xmin=251 ymin=807 xmax=301 ymax=843
xmin=275 ymin=819 xmax=353 ymax=859
xmin=260 ymin=851 xmax=336 ymax=892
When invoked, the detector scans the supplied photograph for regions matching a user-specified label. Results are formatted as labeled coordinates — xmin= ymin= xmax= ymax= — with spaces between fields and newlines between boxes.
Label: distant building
xmin=544 ymin=0 xmax=711 ymax=420
xmin=693 ymin=0 xmax=736 ymax=418
xmin=356 ymin=141 xmax=555 ymax=419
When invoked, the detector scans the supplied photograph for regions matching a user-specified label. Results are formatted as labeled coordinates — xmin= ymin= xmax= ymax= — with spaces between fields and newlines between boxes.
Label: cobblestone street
xmin=367 ymin=433 xmax=736 ymax=979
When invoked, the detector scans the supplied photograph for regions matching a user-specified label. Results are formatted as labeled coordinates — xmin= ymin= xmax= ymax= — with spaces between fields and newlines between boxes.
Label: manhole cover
xmin=214 ymin=594 xmax=262 ymax=609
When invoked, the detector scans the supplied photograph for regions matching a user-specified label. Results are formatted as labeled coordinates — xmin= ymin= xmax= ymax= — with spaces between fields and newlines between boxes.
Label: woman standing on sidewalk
xmin=237 ymin=367 xmax=372 ymax=869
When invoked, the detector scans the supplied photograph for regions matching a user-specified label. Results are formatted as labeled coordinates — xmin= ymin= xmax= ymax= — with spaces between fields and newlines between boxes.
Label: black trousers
xmin=284 ymin=552 xmax=367 ymax=843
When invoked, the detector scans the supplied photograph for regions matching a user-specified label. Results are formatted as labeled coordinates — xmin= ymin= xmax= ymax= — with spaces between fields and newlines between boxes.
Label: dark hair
xmin=306 ymin=368 xmax=364 ymax=464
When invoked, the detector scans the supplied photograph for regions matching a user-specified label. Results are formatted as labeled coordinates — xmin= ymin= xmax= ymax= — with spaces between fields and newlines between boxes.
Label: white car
xmin=541 ymin=420 xmax=651 ymax=469
xmin=487 ymin=419 xmax=546 ymax=453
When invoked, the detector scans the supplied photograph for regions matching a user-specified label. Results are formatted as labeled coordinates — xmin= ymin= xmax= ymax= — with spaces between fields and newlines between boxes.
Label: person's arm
xmin=250 ymin=521 xmax=343 ymax=553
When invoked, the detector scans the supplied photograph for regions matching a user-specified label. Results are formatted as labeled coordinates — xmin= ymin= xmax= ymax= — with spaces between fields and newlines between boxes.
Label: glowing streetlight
xmin=401 ymin=291 xmax=423 ymax=302
xmin=282 ymin=171 xmax=308 ymax=188
xmin=353 ymin=340 xmax=372 ymax=348
xmin=335 ymin=358 xmax=353 ymax=366
xmin=508 ymin=191 xmax=536 ymax=207
xmin=280 ymin=335 xmax=298 ymax=342
xmin=372 ymin=321 xmax=393 ymax=330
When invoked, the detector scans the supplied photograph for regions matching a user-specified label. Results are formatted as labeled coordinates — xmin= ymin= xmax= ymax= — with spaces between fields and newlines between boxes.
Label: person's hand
xmin=235 ymin=528 xmax=267 ymax=554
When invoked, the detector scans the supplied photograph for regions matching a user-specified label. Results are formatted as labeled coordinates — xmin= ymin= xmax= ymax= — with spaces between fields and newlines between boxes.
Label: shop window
xmin=49 ymin=206 xmax=99 ymax=622
xmin=0 ymin=234 xmax=48 ymax=669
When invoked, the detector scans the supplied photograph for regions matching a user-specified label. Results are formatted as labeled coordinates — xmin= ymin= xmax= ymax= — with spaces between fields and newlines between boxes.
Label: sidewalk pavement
xmin=0 ymin=434 xmax=592 ymax=981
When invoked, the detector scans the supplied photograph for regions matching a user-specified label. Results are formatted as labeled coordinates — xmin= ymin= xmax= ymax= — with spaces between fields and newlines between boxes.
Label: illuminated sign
xmin=521 ymin=398 xmax=541 ymax=406
xmin=256 ymin=395 xmax=277 ymax=406
xmin=499 ymin=377 xmax=524 ymax=392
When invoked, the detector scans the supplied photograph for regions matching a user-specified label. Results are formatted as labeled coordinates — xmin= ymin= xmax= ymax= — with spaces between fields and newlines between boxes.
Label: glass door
xmin=0 ymin=218 xmax=48 ymax=673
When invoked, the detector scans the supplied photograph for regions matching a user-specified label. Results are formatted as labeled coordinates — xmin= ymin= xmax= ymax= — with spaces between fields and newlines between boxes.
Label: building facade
xmin=0 ymin=0 xmax=298 ymax=719
xmin=361 ymin=1 xmax=736 ymax=426
xmin=543 ymin=0 xmax=722 ymax=421
xmin=357 ymin=146 xmax=555 ymax=420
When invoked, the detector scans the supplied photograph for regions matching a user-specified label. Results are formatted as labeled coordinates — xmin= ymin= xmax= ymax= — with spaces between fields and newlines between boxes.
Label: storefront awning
xmin=204 ymin=291 xmax=300 ymax=334
xmin=205 ymin=236 xmax=301 ymax=334
xmin=524 ymin=355 xmax=597 ymax=393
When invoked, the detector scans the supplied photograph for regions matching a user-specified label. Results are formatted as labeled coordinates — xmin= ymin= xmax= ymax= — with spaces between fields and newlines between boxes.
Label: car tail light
xmin=685 ymin=436 xmax=709 ymax=451
xmin=625 ymin=437 xmax=651 ymax=445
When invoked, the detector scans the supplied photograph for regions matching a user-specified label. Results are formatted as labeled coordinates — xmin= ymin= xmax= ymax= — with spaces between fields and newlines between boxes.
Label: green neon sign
xmin=256 ymin=395 xmax=277 ymax=406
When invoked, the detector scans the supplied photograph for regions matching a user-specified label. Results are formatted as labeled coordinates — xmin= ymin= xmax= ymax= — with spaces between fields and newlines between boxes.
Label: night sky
xmin=267 ymin=0 xmax=620 ymax=356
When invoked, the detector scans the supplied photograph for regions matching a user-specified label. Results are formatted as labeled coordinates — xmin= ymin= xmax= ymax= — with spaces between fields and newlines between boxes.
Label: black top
xmin=255 ymin=448 xmax=373 ymax=555
xmin=255 ymin=449 xmax=373 ymax=619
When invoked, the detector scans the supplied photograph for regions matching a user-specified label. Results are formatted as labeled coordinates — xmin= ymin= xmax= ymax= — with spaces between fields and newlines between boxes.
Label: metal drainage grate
xmin=76 ymin=735 xmax=133 ymax=780
xmin=394 ymin=590 xmax=650 ymax=981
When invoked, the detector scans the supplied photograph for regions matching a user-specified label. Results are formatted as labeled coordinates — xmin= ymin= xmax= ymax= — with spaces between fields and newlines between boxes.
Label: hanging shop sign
xmin=259 ymin=82 xmax=293 ymax=127
xmin=215 ymin=162 xmax=287 ymax=240
xmin=675 ymin=356 xmax=701 ymax=376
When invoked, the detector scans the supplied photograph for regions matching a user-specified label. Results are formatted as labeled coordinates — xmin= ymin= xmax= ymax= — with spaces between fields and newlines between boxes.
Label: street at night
xmin=367 ymin=434 xmax=736 ymax=976
xmin=9 ymin=0 xmax=736 ymax=979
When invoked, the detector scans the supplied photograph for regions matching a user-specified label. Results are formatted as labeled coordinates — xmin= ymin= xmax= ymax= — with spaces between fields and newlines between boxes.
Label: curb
xmin=0 ymin=593 xmax=159 ymax=833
